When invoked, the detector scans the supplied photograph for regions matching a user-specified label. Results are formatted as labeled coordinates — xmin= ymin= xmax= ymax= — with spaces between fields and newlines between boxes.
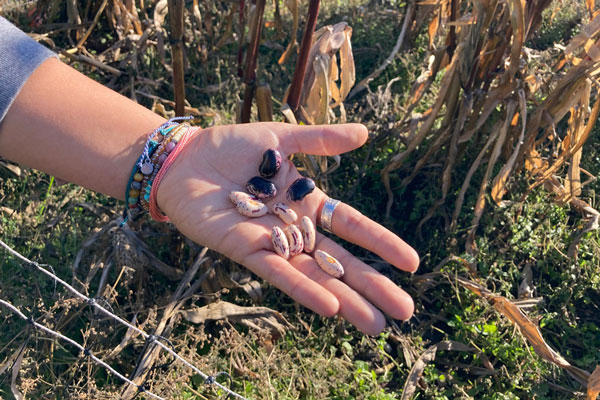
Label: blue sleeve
xmin=0 ymin=16 xmax=57 ymax=123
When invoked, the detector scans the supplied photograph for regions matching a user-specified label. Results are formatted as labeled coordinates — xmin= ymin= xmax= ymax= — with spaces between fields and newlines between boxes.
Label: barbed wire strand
xmin=0 ymin=298 xmax=164 ymax=400
xmin=0 ymin=238 xmax=248 ymax=400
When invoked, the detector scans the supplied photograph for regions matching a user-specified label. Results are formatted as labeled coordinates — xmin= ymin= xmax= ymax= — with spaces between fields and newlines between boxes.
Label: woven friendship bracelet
xmin=122 ymin=116 xmax=194 ymax=224
xmin=149 ymin=126 xmax=199 ymax=222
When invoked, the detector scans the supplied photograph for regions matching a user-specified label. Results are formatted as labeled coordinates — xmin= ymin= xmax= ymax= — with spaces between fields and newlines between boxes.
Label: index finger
xmin=275 ymin=122 xmax=368 ymax=156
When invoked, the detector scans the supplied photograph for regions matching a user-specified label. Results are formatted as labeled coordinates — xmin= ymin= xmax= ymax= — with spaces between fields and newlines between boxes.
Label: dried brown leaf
xmin=491 ymin=89 xmax=527 ymax=205
xmin=181 ymin=301 xmax=291 ymax=336
xmin=428 ymin=13 xmax=440 ymax=48
xmin=518 ymin=264 xmax=534 ymax=299
xmin=451 ymin=120 xmax=501 ymax=231
xmin=588 ymin=365 xmax=600 ymax=400
xmin=446 ymin=13 xmax=476 ymax=27
xmin=278 ymin=0 xmax=299 ymax=65
xmin=401 ymin=345 xmax=437 ymax=400
xmin=466 ymin=101 xmax=517 ymax=252
xmin=154 ymin=0 xmax=168 ymax=32
xmin=565 ymin=14 xmax=600 ymax=56
xmin=457 ymin=277 xmax=591 ymax=386
xmin=281 ymin=103 xmax=298 ymax=124
xmin=401 ymin=340 xmax=492 ymax=399
xmin=312 ymin=54 xmax=331 ymax=124
xmin=338 ymin=26 xmax=356 ymax=102
xmin=528 ymin=96 xmax=600 ymax=195
xmin=10 ymin=342 xmax=26 ymax=400
xmin=384 ymin=42 xmax=464 ymax=173
xmin=506 ymin=0 xmax=525 ymax=77
xmin=587 ymin=0 xmax=596 ymax=17
xmin=0 ymin=160 xmax=22 ymax=177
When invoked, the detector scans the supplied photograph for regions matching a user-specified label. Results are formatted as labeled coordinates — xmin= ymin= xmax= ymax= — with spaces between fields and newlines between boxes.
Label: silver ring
xmin=320 ymin=198 xmax=340 ymax=233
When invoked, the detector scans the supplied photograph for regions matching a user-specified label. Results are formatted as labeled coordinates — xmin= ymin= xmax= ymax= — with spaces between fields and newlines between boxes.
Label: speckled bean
xmin=229 ymin=190 xmax=259 ymax=205
xmin=285 ymin=224 xmax=304 ymax=256
xmin=271 ymin=202 xmax=298 ymax=225
xmin=259 ymin=148 xmax=282 ymax=178
xmin=235 ymin=198 xmax=268 ymax=217
xmin=271 ymin=226 xmax=290 ymax=259
xmin=300 ymin=216 xmax=316 ymax=253
xmin=246 ymin=176 xmax=277 ymax=200
xmin=286 ymin=177 xmax=316 ymax=202
xmin=314 ymin=250 xmax=344 ymax=278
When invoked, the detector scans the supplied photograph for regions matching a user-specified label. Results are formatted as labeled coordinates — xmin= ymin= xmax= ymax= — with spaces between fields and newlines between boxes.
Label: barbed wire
xmin=0 ymin=237 xmax=249 ymax=400
xmin=0 ymin=298 xmax=165 ymax=400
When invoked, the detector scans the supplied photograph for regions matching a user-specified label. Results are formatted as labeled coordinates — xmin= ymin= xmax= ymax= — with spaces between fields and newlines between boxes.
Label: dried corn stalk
xmin=295 ymin=22 xmax=355 ymax=125
xmin=381 ymin=0 xmax=600 ymax=255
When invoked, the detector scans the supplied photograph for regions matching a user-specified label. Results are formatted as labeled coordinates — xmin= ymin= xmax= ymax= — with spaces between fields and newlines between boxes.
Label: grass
xmin=1 ymin=0 xmax=600 ymax=399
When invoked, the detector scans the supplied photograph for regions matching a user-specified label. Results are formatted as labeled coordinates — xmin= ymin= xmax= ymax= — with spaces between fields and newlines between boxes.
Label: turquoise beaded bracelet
xmin=122 ymin=116 xmax=193 ymax=225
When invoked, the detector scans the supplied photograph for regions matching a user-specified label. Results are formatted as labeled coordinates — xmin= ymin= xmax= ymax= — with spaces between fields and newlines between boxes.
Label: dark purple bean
xmin=286 ymin=177 xmax=315 ymax=202
xmin=259 ymin=148 xmax=282 ymax=178
xmin=246 ymin=176 xmax=277 ymax=200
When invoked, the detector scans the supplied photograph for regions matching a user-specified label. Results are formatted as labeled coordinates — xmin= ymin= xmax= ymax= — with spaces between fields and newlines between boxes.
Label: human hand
xmin=156 ymin=122 xmax=419 ymax=335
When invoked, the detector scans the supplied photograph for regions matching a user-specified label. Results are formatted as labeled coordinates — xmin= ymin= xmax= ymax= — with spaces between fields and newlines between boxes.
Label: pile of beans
xmin=228 ymin=149 xmax=344 ymax=278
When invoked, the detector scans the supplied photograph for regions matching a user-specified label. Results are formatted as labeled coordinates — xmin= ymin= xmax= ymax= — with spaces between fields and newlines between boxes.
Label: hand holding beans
xmin=155 ymin=122 xmax=419 ymax=336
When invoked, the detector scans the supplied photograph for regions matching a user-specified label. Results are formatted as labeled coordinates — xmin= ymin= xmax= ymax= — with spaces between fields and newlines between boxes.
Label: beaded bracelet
xmin=122 ymin=116 xmax=193 ymax=224
xmin=139 ymin=123 xmax=189 ymax=211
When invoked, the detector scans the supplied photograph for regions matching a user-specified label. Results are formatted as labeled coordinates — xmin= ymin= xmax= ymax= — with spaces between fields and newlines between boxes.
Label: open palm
xmin=157 ymin=122 xmax=419 ymax=335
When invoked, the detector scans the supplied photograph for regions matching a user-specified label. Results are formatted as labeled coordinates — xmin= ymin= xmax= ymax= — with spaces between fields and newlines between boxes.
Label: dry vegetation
xmin=2 ymin=0 xmax=600 ymax=398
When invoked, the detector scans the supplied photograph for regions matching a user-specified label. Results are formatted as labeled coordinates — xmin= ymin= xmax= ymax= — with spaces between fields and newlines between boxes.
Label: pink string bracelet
xmin=148 ymin=126 xmax=199 ymax=222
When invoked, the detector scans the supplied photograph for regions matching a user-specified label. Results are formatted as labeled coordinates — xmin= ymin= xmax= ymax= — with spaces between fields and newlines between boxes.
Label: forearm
xmin=0 ymin=57 xmax=166 ymax=199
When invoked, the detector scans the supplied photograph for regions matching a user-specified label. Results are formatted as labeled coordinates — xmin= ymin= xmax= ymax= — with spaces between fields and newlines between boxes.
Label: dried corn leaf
xmin=154 ymin=0 xmax=168 ymax=32
xmin=10 ymin=341 xmax=26 ymax=400
xmin=192 ymin=0 xmax=202 ymax=29
xmin=338 ymin=28 xmax=355 ymax=102
xmin=387 ymin=42 xmax=464 ymax=171
xmin=588 ymin=365 xmax=600 ymax=400
xmin=446 ymin=13 xmax=476 ymax=27
xmin=506 ymin=0 xmax=525 ymax=77
xmin=330 ymin=54 xmax=341 ymax=104
xmin=451 ymin=120 xmax=501 ymax=231
xmin=565 ymin=13 xmax=600 ymax=56
xmin=466 ymin=101 xmax=517 ymax=252
xmin=528 ymin=97 xmax=600 ymax=196
xmin=281 ymin=103 xmax=298 ymax=124
xmin=181 ymin=301 xmax=291 ymax=336
xmin=278 ymin=0 xmax=299 ymax=65
xmin=0 ymin=160 xmax=21 ymax=177
xmin=311 ymin=54 xmax=331 ymax=124
xmin=457 ymin=276 xmax=591 ymax=386
xmin=491 ymin=89 xmax=527 ymax=205
xmin=298 ymin=22 xmax=355 ymax=122
xmin=428 ymin=13 xmax=440 ymax=48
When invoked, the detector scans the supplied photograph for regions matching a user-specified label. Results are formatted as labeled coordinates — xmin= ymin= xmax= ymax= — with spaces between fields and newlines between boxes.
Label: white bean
xmin=285 ymin=224 xmax=304 ymax=256
xmin=271 ymin=226 xmax=290 ymax=259
xmin=235 ymin=198 xmax=268 ymax=217
xmin=300 ymin=216 xmax=316 ymax=253
xmin=315 ymin=250 xmax=344 ymax=278
xmin=272 ymin=202 xmax=298 ymax=225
